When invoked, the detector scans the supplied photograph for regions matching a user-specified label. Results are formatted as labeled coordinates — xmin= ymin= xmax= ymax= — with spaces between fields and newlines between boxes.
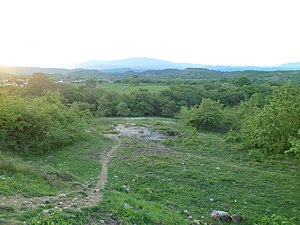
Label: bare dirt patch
xmin=115 ymin=123 xmax=166 ymax=140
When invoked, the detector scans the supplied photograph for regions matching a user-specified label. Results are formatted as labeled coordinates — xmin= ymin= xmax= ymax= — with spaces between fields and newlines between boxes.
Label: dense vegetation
xmin=2 ymin=71 xmax=300 ymax=157
xmin=0 ymin=91 xmax=88 ymax=153
xmin=0 ymin=69 xmax=299 ymax=224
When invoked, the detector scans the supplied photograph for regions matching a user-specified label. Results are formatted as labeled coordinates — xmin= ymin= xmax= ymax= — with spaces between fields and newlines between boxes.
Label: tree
xmin=85 ymin=78 xmax=97 ymax=88
xmin=116 ymin=102 xmax=130 ymax=116
xmin=26 ymin=73 xmax=56 ymax=96
xmin=241 ymin=83 xmax=300 ymax=154
xmin=233 ymin=77 xmax=252 ymax=86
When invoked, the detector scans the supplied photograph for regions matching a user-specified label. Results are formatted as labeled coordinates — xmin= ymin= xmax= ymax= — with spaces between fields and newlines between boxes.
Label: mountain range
xmin=77 ymin=57 xmax=300 ymax=72
xmin=1 ymin=57 xmax=300 ymax=75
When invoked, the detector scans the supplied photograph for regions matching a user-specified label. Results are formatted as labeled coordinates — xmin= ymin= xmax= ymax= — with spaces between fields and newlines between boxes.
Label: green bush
xmin=179 ymin=98 xmax=225 ymax=131
xmin=285 ymin=129 xmax=300 ymax=158
xmin=241 ymin=84 xmax=300 ymax=154
xmin=0 ymin=91 xmax=88 ymax=153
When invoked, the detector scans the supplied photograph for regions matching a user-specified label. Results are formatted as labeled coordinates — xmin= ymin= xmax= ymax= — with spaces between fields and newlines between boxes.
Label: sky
xmin=0 ymin=0 xmax=300 ymax=68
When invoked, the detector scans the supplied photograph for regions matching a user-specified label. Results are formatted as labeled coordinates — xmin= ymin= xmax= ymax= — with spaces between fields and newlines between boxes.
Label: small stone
xmin=43 ymin=199 xmax=50 ymax=204
xmin=58 ymin=202 xmax=63 ymax=205
xmin=211 ymin=210 xmax=231 ymax=221
xmin=193 ymin=219 xmax=200 ymax=225
xmin=59 ymin=193 xmax=67 ymax=197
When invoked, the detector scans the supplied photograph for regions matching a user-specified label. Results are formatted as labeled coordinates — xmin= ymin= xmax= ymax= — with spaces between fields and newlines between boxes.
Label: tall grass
xmin=0 ymin=151 xmax=35 ymax=175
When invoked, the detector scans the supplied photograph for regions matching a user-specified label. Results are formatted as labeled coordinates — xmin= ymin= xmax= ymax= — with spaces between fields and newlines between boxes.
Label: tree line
xmin=1 ymin=73 xmax=299 ymax=158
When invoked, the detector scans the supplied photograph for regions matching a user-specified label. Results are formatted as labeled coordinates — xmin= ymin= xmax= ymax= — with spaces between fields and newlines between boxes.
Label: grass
xmin=95 ymin=118 xmax=300 ymax=224
xmin=96 ymin=83 xmax=170 ymax=93
xmin=0 ymin=122 xmax=114 ymax=224
xmin=1 ymin=117 xmax=299 ymax=224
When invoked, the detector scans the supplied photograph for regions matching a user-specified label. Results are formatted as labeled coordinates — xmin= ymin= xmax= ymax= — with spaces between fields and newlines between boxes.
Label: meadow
xmin=97 ymin=83 xmax=169 ymax=93
xmin=1 ymin=117 xmax=299 ymax=224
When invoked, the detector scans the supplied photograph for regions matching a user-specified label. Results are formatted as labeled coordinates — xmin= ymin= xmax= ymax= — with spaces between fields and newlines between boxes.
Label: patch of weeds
xmin=99 ymin=191 xmax=188 ymax=224
xmin=253 ymin=213 xmax=297 ymax=225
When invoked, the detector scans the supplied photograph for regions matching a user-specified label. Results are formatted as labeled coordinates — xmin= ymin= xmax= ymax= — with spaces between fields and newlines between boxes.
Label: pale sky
xmin=0 ymin=0 xmax=299 ymax=68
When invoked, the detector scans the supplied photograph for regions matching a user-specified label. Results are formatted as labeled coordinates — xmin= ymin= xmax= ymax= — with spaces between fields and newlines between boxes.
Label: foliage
xmin=285 ymin=129 xmax=300 ymax=158
xmin=181 ymin=125 xmax=197 ymax=146
xmin=30 ymin=212 xmax=73 ymax=225
xmin=0 ymin=151 xmax=34 ymax=175
xmin=179 ymin=98 xmax=225 ymax=131
xmin=241 ymin=84 xmax=300 ymax=154
xmin=0 ymin=91 xmax=87 ymax=153
xmin=26 ymin=73 xmax=56 ymax=96
xmin=254 ymin=214 xmax=296 ymax=225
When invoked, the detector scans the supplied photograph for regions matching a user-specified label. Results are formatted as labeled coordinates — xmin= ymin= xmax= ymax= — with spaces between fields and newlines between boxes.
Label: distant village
xmin=0 ymin=78 xmax=29 ymax=87
xmin=0 ymin=78 xmax=113 ymax=87
xmin=55 ymin=78 xmax=113 ymax=84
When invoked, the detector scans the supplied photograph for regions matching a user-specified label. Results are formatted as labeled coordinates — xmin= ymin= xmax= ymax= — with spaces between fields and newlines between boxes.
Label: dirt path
xmin=0 ymin=134 xmax=121 ymax=215
xmin=81 ymin=134 xmax=121 ymax=206
xmin=0 ymin=124 xmax=163 ymax=224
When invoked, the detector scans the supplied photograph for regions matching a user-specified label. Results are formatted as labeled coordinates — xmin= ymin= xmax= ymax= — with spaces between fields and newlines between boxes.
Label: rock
xmin=211 ymin=210 xmax=231 ymax=221
xmin=231 ymin=214 xmax=243 ymax=222
xmin=193 ymin=219 xmax=200 ymax=225
xmin=43 ymin=199 xmax=50 ymax=204
xmin=183 ymin=209 xmax=189 ymax=214
xmin=93 ymin=189 xmax=100 ymax=193
xmin=59 ymin=193 xmax=67 ymax=197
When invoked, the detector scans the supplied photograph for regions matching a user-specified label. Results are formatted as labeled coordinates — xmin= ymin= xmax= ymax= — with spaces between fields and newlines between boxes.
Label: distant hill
xmin=77 ymin=57 xmax=190 ymax=71
xmin=279 ymin=62 xmax=300 ymax=69
xmin=0 ymin=66 xmax=74 ymax=75
xmin=66 ymin=69 xmax=105 ymax=79
xmin=1 ymin=58 xmax=300 ymax=77
xmin=77 ymin=57 xmax=300 ymax=72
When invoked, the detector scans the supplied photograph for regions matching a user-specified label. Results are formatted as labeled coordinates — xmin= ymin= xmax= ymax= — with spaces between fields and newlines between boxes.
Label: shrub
xmin=241 ymin=84 xmax=300 ymax=154
xmin=0 ymin=91 xmax=88 ymax=153
xmin=179 ymin=98 xmax=225 ymax=131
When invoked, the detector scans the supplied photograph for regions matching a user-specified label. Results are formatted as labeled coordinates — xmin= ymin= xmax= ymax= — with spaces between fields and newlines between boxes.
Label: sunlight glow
xmin=0 ymin=0 xmax=299 ymax=67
